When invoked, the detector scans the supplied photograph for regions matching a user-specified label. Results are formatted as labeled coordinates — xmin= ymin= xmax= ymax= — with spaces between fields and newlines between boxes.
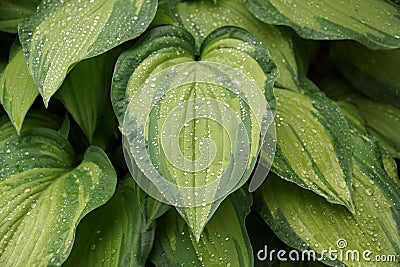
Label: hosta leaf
xmin=0 ymin=110 xmax=62 ymax=144
xmin=261 ymin=87 xmax=354 ymax=210
xmin=291 ymin=37 xmax=319 ymax=80
xmin=18 ymin=0 xmax=158 ymax=106
xmin=0 ymin=57 xmax=6 ymax=77
xmin=255 ymin=133 xmax=400 ymax=267
xmin=58 ymin=114 xmax=70 ymax=139
xmin=247 ymin=211 xmax=283 ymax=267
xmin=323 ymin=77 xmax=400 ymax=159
xmin=321 ymin=75 xmax=363 ymax=101
xmin=0 ymin=117 xmax=117 ymax=266
xmin=156 ymin=0 xmax=301 ymax=91
xmin=351 ymin=98 xmax=400 ymax=159
xmin=245 ymin=0 xmax=400 ymax=49
xmin=111 ymin=25 xmax=195 ymax=126
xmin=63 ymin=177 xmax=155 ymax=267
xmin=321 ymin=78 xmax=368 ymax=134
xmin=335 ymin=100 xmax=367 ymax=134
xmin=55 ymin=50 xmax=117 ymax=143
xmin=331 ymin=41 xmax=400 ymax=108
xmin=382 ymin=147 xmax=399 ymax=184
xmin=0 ymin=48 xmax=38 ymax=134
xmin=113 ymin=25 xmax=277 ymax=239
xmin=15 ymin=110 xmax=62 ymax=132
xmin=129 ymin=165 xmax=171 ymax=227
xmin=121 ymin=146 xmax=171 ymax=226
xmin=150 ymin=187 xmax=253 ymax=267
xmin=0 ymin=0 xmax=40 ymax=33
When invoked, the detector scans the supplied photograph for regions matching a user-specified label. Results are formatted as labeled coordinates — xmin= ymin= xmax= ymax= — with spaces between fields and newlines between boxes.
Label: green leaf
xmin=321 ymin=77 xmax=368 ymax=134
xmin=261 ymin=87 xmax=354 ymax=211
xmin=55 ymin=50 xmax=117 ymax=143
xmin=381 ymin=146 xmax=400 ymax=185
xmin=14 ymin=109 xmax=62 ymax=132
xmin=0 ymin=48 xmax=39 ymax=134
xmin=351 ymin=98 xmax=400 ymax=159
xmin=58 ymin=114 xmax=70 ymax=139
xmin=63 ymin=177 xmax=155 ymax=267
xmin=0 ymin=110 xmax=62 ymax=145
xmin=150 ymin=187 xmax=253 ymax=267
xmin=111 ymin=26 xmax=195 ymax=125
xmin=0 ymin=0 xmax=40 ymax=33
xmin=18 ymin=0 xmax=158 ymax=106
xmin=89 ymin=91 xmax=120 ymax=152
xmin=113 ymin=25 xmax=277 ymax=239
xmin=245 ymin=0 xmax=400 ymax=49
xmin=156 ymin=0 xmax=302 ymax=91
xmin=322 ymin=77 xmax=400 ymax=159
xmin=246 ymin=211 xmax=283 ymax=267
xmin=331 ymin=41 xmax=400 ymax=108
xmin=129 ymin=165 xmax=171 ymax=227
xmin=0 ymin=116 xmax=117 ymax=266
xmin=0 ymin=56 xmax=6 ymax=77
xmin=255 ymin=133 xmax=400 ymax=266
xmin=321 ymin=75 xmax=363 ymax=102
xmin=335 ymin=100 xmax=367 ymax=134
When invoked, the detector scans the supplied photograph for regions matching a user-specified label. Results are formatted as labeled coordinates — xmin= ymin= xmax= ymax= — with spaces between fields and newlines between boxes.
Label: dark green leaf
xmin=246 ymin=211 xmax=284 ymax=267
xmin=351 ymin=98 xmax=400 ymax=159
xmin=150 ymin=187 xmax=253 ymax=267
xmin=55 ymin=50 xmax=117 ymax=143
xmin=63 ymin=177 xmax=155 ymax=267
xmin=129 ymin=165 xmax=171 ymax=227
xmin=331 ymin=41 xmax=400 ymax=108
xmin=0 ymin=0 xmax=40 ymax=33
xmin=0 ymin=56 xmax=6 ymax=77
xmin=58 ymin=114 xmax=70 ymax=139
xmin=322 ymin=77 xmax=400 ymax=159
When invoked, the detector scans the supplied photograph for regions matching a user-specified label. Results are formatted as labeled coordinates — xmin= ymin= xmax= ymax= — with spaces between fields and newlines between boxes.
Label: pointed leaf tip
xmin=19 ymin=0 xmax=158 ymax=103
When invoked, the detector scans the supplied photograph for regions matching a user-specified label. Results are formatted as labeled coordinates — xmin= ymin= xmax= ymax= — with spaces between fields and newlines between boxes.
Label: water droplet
xmin=364 ymin=188 xmax=374 ymax=196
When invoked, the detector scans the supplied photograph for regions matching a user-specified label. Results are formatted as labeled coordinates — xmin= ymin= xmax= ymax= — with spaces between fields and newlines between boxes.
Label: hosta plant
xmin=0 ymin=0 xmax=399 ymax=266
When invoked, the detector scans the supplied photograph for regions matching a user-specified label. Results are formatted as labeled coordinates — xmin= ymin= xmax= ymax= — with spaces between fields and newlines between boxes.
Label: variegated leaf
xmin=0 ymin=115 xmax=117 ymax=266
xmin=112 ymin=25 xmax=277 ymax=239
xmin=18 ymin=0 xmax=158 ymax=106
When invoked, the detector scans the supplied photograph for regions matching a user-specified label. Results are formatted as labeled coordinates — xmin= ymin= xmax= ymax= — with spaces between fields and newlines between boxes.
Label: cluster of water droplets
xmin=122 ymin=62 xmax=275 ymax=208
